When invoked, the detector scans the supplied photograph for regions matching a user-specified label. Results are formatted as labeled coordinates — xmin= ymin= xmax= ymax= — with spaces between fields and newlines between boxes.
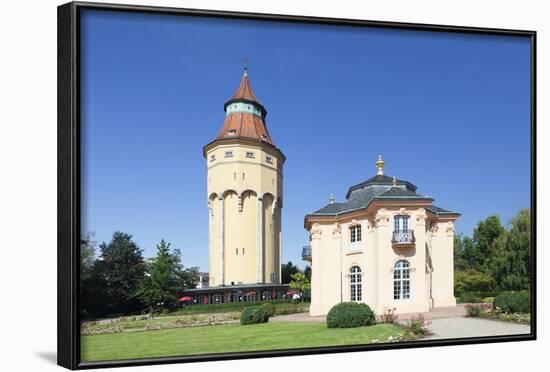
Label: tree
xmin=454 ymin=234 xmax=475 ymax=271
xmin=136 ymin=239 xmax=200 ymax=313
xmin=472 ymin=215 xmax=506 ymax=269
xmin=80 ymin=233 xmax=96 ymax=284
xmin=289 ymin=272 xmax=310 ymax=301
xmin=281 ymin=261 xmax=300 ymax=284
xmin=486 ymin=209 xmax=531 ymax=291
xmin=303 ymin=265 xmax=312 ymax=281
xmin=96 ymin=231 xmax=145 ymax=316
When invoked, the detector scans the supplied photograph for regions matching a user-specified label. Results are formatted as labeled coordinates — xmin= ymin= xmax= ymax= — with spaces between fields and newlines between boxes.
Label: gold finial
xmin=392 ymin=176 xmax=397 ymax=186
xmin=329 ymin=193 xmax=334 ymax=205
xmin=376 ymin=155 xmax=385 ymax=176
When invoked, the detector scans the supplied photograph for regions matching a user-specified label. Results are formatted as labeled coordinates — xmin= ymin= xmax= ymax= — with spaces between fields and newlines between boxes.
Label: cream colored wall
xmin=308 ymin=205 xmax=455 ymax=316
xmin=309 ymin=223 xmax=343 ymax=316
xmin=428 ymin=220 xmax=457 ymax=307
xmin=206 ymin=141 xmax=283 ymax=286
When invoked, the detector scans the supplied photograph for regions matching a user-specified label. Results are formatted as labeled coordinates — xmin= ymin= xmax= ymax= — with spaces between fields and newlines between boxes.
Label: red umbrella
xmin=178 ymin=296 xmax=193 ymax=302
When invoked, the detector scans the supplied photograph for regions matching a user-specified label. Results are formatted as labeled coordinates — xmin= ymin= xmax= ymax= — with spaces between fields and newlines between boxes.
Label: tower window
xmin=243 ymin=173 xmax=245 ymax=180
xmin=228 ymin=130 xmax=236 ymax=136
xmin=233 ymin=173 xmax=236 ymax=180
xmin=210 ymin=154 xmax=216 ymax=162
xmin=246 ymin=152 xmax=255 ymax=159
xmin=242 ymin=248 xmax=245 ymax=255
xmin=225 ymin=151 xmax=233 ymax=158
xmin=236 ymin=248 xmax=238 ymax=255
xmin=266 ymin=156 xmax=273 ymax=164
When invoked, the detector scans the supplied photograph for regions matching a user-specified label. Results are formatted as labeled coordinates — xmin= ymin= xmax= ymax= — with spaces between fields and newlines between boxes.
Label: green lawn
xmin=81 ymin=321 xmax=401 ymax=362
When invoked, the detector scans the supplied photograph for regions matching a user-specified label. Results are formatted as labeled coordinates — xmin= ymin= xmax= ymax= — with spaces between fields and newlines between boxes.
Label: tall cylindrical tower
xmin=203 ymin=69 xmax=285 ymax=287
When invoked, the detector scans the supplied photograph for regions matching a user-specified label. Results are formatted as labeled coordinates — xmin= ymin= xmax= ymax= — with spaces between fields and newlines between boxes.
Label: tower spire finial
xmin=376 ymin=155 xmax=385 ymax=176
xmin=329 ymin=193 xmax=334 ymax=205
xmin=242 ymin=57 xmax=250 ymax=76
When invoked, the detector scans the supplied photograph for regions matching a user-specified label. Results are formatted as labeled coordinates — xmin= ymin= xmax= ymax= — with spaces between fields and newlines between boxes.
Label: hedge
xmin=169 ymin=299 xmax=302 ymax=315
xmin=326 ymin=302 xmax=375 ymax=328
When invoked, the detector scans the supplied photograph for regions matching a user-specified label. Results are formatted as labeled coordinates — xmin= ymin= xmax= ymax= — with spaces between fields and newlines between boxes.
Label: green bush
xmin=260 ymin=303 xmax=275 ymax=318
xmin=494 ymin=291 xmax=530 ymax=314
xmin=326 ymin=302 xmax=375 ymax=328
xmin=240 ymin=306 xmax=269 ymax=325
xmin=454 ymin=269 xmax=495 ymax=294
xmin=465 ymin=303 xmax=492 ymax=317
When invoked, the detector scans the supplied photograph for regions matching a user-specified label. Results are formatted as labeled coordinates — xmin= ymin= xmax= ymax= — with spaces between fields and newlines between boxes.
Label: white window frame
xmin=349 ymin=224 xmax=362 ymax=250
xmin=224 ymin=151 xmax=234 ymax=158
xmin=350 ymin=266 xmax=362 ymax=302
xmin=393 ymin=260 xmax=411 ymax=300
xmin=246 ymin=151 xmax=255 ymax=159
xmin=394 ymin=215 xmax=410 ymax=232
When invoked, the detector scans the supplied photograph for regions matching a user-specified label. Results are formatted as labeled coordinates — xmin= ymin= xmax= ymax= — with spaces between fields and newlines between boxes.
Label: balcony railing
xmin=302 ymin=246 xmax=312 ymax=262
xmin=392 ymin=230 xmax=415 ymax=246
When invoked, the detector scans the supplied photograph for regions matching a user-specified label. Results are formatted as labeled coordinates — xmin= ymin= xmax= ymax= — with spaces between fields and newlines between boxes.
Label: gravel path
xmin=425 ymin=317 xmax=530 ymax=340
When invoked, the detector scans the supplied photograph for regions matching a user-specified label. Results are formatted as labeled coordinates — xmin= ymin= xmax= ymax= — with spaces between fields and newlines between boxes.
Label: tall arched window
xmin=350 ymin=266 xmax=362 ymax=302
xmin=393 ymin=260 xmax=411 ymax=300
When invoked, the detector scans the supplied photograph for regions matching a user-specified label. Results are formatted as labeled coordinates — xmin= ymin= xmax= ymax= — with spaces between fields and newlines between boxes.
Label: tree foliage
xmin=486 ymin=209 xmax=531 ymax=291
xmin=96 ymin=232 xmax=145 ymax=316
xmin=281 ymin=261 xmax=300 ymax=284
xmin=289 ymin=272 xmax=310 ymax=301
xmin=454 ymin=209 xmax=531 ymax=295
xmin=136 ymin=239 xmax=200 ymax=312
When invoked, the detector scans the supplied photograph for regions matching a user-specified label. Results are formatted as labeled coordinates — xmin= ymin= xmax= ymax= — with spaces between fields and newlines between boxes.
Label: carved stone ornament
xmin=332 ymin=223 xmax=342 ymax=237
xmin=310 ymin=223 xmax=322 ymax=240
xmin=374 ymin=208 xmax=390 ymax=227
xmin=446 ymin=222 xmax=455 ymax=235
xmin=430 ymin=223 xmax=439 ymax=235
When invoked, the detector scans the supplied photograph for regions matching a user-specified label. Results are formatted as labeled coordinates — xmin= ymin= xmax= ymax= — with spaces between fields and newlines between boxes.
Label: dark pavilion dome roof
xmin=211 ymin=69 xmax=276 ymax=147
xmin=310 ymin=156 xmax=459 ymax=217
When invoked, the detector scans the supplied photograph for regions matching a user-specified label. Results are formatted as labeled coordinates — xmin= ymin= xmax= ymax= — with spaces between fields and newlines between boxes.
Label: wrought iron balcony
xmin=302 ymin=246 xmax=312 ymax=262
xmin=392 ymin=230 xmax=415 ymax=247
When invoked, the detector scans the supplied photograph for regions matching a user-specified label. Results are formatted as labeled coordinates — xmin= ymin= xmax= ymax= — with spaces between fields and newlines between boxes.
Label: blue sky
xmin=80 ymin=10 xmax=531 ymax=271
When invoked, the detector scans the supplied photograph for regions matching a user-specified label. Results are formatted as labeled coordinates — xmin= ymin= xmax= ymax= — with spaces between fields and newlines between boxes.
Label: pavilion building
xmin=304 ymin=156 xmax=460 ymax=316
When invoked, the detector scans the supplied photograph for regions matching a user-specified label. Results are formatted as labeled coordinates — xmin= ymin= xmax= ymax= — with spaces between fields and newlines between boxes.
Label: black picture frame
xmin=58 ymin=1 xmax=537 ymax=369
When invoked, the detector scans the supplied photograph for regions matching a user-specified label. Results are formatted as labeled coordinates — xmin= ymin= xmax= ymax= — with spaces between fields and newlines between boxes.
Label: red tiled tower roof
xmin=229 ymin=69 xmax=260 ymax=103
xmin=210 ymin=69 xmax=276 ymax=147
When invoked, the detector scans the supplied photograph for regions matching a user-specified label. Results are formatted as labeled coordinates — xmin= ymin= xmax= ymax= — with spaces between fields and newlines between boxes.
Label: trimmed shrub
xmin=494 ymin=291 xmax=530 ymax=314
xmin=260 ymin=303 xmax=275 ymax=318
xmin=326 ymin=302 xmax=375 ymax=328
xmin=240 ymin=306 xmax=269 ymax=325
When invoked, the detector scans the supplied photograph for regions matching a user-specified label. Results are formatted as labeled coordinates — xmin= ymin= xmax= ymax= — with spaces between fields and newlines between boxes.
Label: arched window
xmin=350 ymin=266 xmax=362 ymax=301
xmin=393 ymin=260 xmax=411 ymax=300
